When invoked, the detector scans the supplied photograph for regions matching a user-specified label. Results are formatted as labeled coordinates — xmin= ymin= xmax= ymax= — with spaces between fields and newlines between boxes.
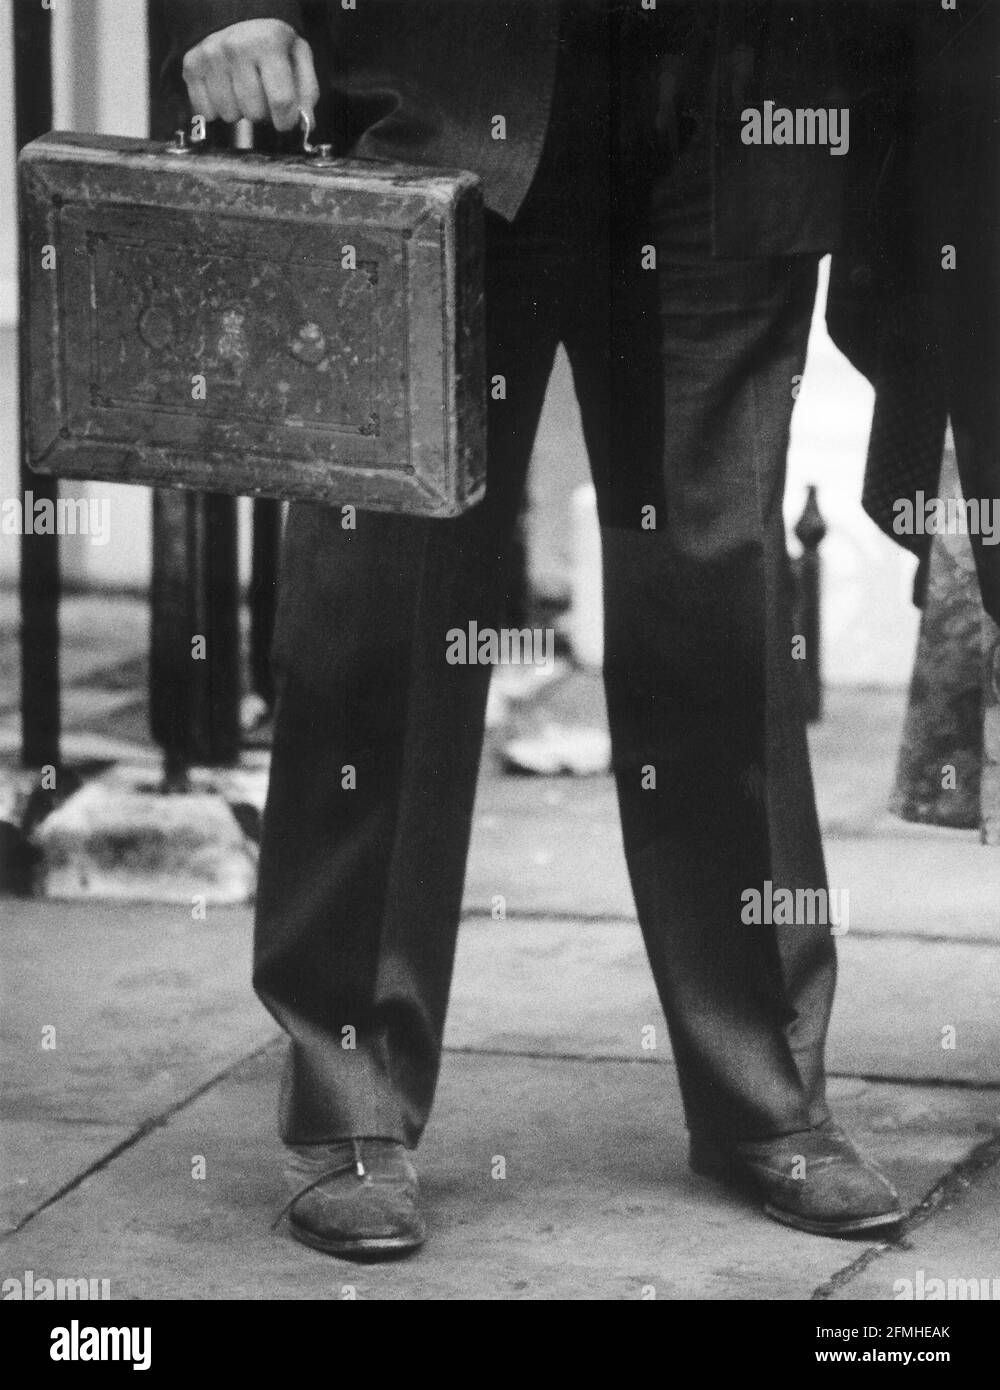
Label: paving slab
xmin=465 ymin=755 xmax=1000 ymax=942
xmin=2 ymin=659 xmax=997 ymax=1298
xmin=0 ymin=1048 xmax=995 ymax=1301
xmin=0 ymin=900 xmax=277 ymax=1231
xmin=827 ymin=1144 xmax=1000 ymax=1302
xmin=1 ymin=1119 xmax=132 ymax=1240
xmin=445 ymin=918 xmax=1000 ymax=1086
xmin=467 ymin=774 xmax=634 ymax=919
xmin=828 ymin=938 xmax=1000 ymax=1085
xmin=4 ymin=903 xmax=996 ymax=1243
xmin=822 ymin=836 xmax=1000 ymax=944
xmin=808 ymin=686 xmax=909 ymax=836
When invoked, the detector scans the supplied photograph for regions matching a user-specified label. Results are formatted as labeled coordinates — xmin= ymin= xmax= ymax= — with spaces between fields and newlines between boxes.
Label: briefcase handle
xmin=165 ymin=111 xmax=335 ymax=166
xmin=298 ymin=109 xmax=335 ymax=164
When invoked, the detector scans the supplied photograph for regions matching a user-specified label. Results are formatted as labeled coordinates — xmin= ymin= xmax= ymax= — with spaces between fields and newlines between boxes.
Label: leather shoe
xmin=275 ymin=1138 xmax=426 ymax=1259
xmin=690 ymin=1119 xmax=904 ymax=1237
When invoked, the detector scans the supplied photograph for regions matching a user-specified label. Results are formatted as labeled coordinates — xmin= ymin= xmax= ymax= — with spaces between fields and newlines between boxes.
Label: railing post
xmin=249 ymin=499 xmax=282 ymax=713
xmin=981 ymin=614 xmax=1000 ymax=845
xmin=793 ymin=484 xmax=826 ymax=723
xmin=147 ymin=0 xmax=242 ymax=783
xmin=150 ymin=492 xmax=242 ymax=786
xmin=14 ymin=0 xmax=61 ymax=772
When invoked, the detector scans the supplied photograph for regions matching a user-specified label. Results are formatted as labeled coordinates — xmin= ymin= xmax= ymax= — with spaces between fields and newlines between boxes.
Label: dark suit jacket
xmin=162 ymin=0 xmax=882 ymax=259
xmin=827 ymin=0 xmax=999 ymax=625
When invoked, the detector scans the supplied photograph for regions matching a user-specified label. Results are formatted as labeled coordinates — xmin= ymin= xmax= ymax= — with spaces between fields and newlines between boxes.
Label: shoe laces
xmin=271 ymin=1138 xmax=369 ymax=1230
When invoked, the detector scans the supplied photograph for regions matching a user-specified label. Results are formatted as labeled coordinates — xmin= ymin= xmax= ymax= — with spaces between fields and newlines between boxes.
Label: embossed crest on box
xmin=20 ymin=133 xmax=486 ymax=517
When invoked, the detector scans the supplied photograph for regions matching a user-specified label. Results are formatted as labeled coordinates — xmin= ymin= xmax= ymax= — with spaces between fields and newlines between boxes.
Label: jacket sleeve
xmin=825 ymin=2 xmax=916 ymax=381
xmin=169 ymin=0 xmax=306 ymax=57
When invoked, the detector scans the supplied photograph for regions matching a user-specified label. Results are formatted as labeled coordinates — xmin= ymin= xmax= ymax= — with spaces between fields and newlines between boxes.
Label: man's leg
xmin=253 ymin=217 xmax=561 ymax=1150
xmin=566 ymin=221 xmax=832 ymax=1141
xmin=560 ymin=153 xmax=900 ymax=1233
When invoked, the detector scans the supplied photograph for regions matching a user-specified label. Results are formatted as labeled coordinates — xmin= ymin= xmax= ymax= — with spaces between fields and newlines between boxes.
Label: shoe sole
xmin=289 ymin=1222 xmax=425 ymax=1262
xmin=690 ymin=1146 xmax=904 ymax=1239
xmin=762 ymin=1202 xmax=904 ymax=1238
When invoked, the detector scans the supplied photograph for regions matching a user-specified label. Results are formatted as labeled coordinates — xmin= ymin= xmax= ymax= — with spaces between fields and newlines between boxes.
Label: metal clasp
xmin=165 ymin=128 xmax=194 ymax=157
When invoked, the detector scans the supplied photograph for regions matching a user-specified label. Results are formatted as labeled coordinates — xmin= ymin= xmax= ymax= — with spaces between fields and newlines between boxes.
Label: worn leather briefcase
xmin=19 ymin=130 xmax=486 ymax=517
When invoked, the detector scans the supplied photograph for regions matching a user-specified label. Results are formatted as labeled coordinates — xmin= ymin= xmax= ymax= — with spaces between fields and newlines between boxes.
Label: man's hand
xmin=182 ymin=19 xmax=320 ymax=132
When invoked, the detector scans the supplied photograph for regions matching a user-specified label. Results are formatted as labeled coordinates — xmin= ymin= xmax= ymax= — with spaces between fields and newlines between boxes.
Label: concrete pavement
xmin=2 ymin=654 xmax=999 ymax=1297
xmin=2 ymin=893 xmax=998 ymax=1299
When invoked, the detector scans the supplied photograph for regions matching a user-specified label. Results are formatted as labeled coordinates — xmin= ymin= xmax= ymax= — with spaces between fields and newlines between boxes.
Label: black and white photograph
xmin=1 ymin=0 xmax=998 ymax=1337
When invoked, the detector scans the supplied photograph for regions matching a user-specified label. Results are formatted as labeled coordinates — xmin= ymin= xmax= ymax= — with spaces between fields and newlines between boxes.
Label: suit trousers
xmin=253 ymin=149 xmax=837 ymax=1148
